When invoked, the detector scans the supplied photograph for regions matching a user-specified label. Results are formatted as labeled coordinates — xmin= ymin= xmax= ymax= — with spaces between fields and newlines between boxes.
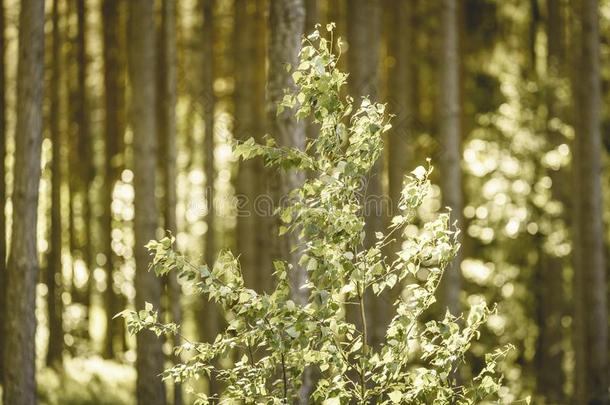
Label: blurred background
xmin=1 ymin=0 xmax=609 ymax=404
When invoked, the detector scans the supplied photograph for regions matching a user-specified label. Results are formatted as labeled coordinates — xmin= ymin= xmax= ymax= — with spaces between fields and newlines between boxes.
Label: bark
xmin=158 ymin=0 xmax=182 ymax=403
xmin=438 ymin=0 xmax=463 ymax=316
xmin=127 ymin=0 xmax=167 ymax=403
xmin=101 ymin=0 xmax=127 ymax=359
xmin=347 ymin=0 xmax=385 ymax=349
xmin=572 ymin=0 xmax=608 ymax=402
xmin=2 ymin=0 xmax=45 ymax=403
xmin=267 ymin=1 xmax=309 ymax=401
xmin=0 ymin=0 xmax=6 ymax=384
xmin=47 ymin=0 xmax=64 ymax=369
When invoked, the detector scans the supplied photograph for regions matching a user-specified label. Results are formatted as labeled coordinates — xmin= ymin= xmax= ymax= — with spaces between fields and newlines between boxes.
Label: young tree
xmin=119 ymin=28 xmax=507 ymax=403
xmin=438 ymin=0 xmax=463 ymax=316
xmin=2 ymin=0 xmax=45 ymax=403
xmin=101 ymin=0 xmax=127 ymax=359
xmin=127 ymin=0 xmax=167 ymax=403
xmin=47 ymin=0 xmax=64 ymax=369
xmin=571 ymin=0 xmax=608 ymax=402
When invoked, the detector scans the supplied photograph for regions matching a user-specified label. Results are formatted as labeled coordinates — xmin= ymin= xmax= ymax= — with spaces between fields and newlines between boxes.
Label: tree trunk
xmin=197 ymin=0 xmax=221 ymax=397
xmin=267 ymin=1 xmax=308 ymax=401
xmin=233 ymin=0 xmax=259 ymax=290
xmin=305 ymin=0 xmax=317 ymax=34
xmin=158 ymin=1 xmax=182 ymax=404
xmin=254 ymin=0 xmax=272 ymax=292
xmin=378 ymin=0 xmax=417 ymax=351
xmin=127 ymin=0 xmax=167 ymax=403
xmin=347 ymin=0 xmax=385 ymax=349
xmin=387 ymin=1 xmax=414 ymax=215
xmin=534 ymin=0 xmax=565 ymax=400
xmin=76 ymin=0 xmax=94 ymax=331
xmin=47 ymin=0 xmax=64 ymax=369
xmin=101 ymin=0 xmax=127 ymax=359
xmin=2 ymin=0 xmax=45 ymax=403
xmin=268 ymin=0 xmax=306 ymax=302
xmin=572 ymin=0 xmax=608 ymax=402
xmin=438 ymin=0 xmax=463 ymax=316
xmin=0 ymin=0 xmax=6 ymax=385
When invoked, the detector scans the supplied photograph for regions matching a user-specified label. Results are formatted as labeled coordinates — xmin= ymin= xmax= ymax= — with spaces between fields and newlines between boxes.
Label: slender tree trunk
xmin=47 ymin=0 xmax=64 ymax=369
xmin=127 ymin=1 xmax=167 ymax=403
xmin=305 ymin=0 xmax=317 ymax=34
xmin=267 ymin=1 xmax=309 ymax=401
xmin=202 ymin=0 xmax=215 ymax=295
xmin=572 ymin=0 xmax=608 ymax=402
xmin=76 ymin=0 xmax=94 ymax=323
xmin=254 ymin=0 xmax=272 ymax=292
xmin=158 ymin=1 xmax=182 ymax=403
xmin=534 ymin=0 xmax=565 ymax=400
xmin=377 ymin=0 xmax=416 ymax=350
xmin=347 ymin=0 xmax=385 ymax=349
xmin=2 ymin=0 xmax=45 ymax=403
xmin=387 ymin=1 xmax=414 ymax=214
xmin=268 ymin=0 xmax=306 ymax=301
xmin=101 ymin=0 xmax=127 ymax=359
xmin=0 ymin=0 xmax=6 ymax=385
xmin=197 ymin=0 xmax=221 ymax=397
xmin=233 ymin=0 xmax=259 ymax=289
xmin=438 ymin=0 xmax=463 ymax=316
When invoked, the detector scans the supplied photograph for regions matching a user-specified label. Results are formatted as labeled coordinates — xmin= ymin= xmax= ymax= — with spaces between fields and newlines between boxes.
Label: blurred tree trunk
xmin=267 ymin=0 xmax=308 ymax=401
xmin=254 ymin=0 xmax=272 ymax=292
xmin=76 ymin=0 xmax=94 ymax=326
xmin=47 ymin=0 xmax=64 ymax=369
xmin=101 ymin=0 xmax=127 ymax=359
xmin=438 ymin=0 xmax=463 ymax=316
xmin=386 ymin=0 xmax=415 ymax=250
xmin=534 ymin=0 xmax=565 ymax=401
xmin=347 ymin=0 xmax=384 ymax=349
xmin=379 ymin=0 xmax=416 ymax=349
xmin=571 ymin=0 xmax=608 ymax=402
xmin=199 ymin=0 xmax=220 ymax=397
xmin=2 ymin=0 xmax=45 ymax=403
xmin=127 ymin=0 xmax=167 ymax=403
xmin=268 ymin=0 xmax=306 ymax=301
xmin=305 ymin=0 xmax=317 ymax=33
xmin=326 ymin=0 xmax=345 ymax=71
xmin=67 ymin=0 xmax=93 ymax=323
xmin=234 ymin=0 xmax=259 ymax=289
xmin=158 ymin=0 xmax=182 ymax=404
xmin=0 ymin=0 xmax=6 ymax=385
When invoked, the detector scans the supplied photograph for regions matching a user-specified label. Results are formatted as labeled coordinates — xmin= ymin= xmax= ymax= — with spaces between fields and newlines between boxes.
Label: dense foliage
xmin=119 ymin=26 xmax=508 ymax=404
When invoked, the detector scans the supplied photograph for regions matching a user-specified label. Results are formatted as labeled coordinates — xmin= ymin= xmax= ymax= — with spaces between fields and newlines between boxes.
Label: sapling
xmin=118 ymin=24 xmax=508 ymax=404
